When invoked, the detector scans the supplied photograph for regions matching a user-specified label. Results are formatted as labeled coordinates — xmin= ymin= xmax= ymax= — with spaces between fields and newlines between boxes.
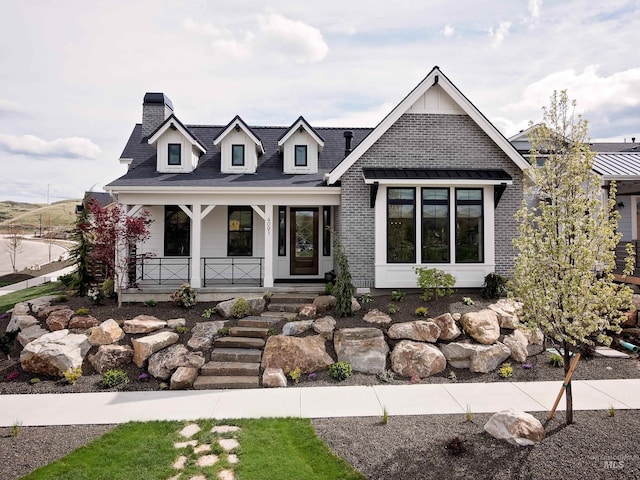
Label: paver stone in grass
xmin=212 ymin=425 xmax=240 ymax=434
xmin=194 ymin=444 xmax=211 ymax=454
xmin=179 ymin=423 xmax=201 ymax=438
xmin=196 ymin=454 xmax=219 ymax=467
xmin=174 ymin=440 xmax=198 ymax=449
xmin=218 ymin=469 xmax=236 ymax=480
xmin=219 ymin=438 xmax=239 ymax=451
xmin=173 ymin=455 xmax=188 ymax=470
xmin=228 ymin=454 xmax=239 ymax=464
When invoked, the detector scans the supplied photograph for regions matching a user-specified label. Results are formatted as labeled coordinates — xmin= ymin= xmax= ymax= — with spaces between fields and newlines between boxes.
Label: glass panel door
xmin=290 ymin=208 xmax=318 ymax=275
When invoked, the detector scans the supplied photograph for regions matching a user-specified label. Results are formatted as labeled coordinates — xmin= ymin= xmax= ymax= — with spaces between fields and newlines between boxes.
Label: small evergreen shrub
xmin=498 ymin=362 xmax=513 ymax=378
xmin=387 ymin=303 xmax=399 ymax=315
xmin=324 ymin=282 xmax=334 ymax=295
xmin=171 ymin=283 xmax=197 ymax=308
xmin=333 ymin=241 xmax=355 ymax=318
xmin=144 ymin=299 xmax=157 ymax=307
xmin=75 ymin=307 xmax=90 ymax=316
xmin=360 ymin=293 xmax=373 ymax=304
xmin=462 ymin=297 xmax=474 ymax=305
xmin=176 ymin=326 xmax=190 ymax=334
xmin=102 ymin=369 xmax=129 ymax=388
xmin=201 ymin=307 xmax=217 ymax=318
xmin=287 ymin=366 xmax=302 ymax=384
xmin=378 ymin=369 xmax=395 ymax=383
xmin=415 ymin=267 xmax=455 ymax=301
xmin=415 ymin=306 xmax=429 ymax=317
xmin=328 ymin=361 xmax=353 ymax=381
xmin=481 ymin=272 xmax=507 ymax=299
xmin=231 ymin=298 xmax=251 ymax=319
xmin=448 ymin=370 xmax=457 ymax=382
xmin=391 ymin=290 xmax=405 ymax=302
xmin=54 ymin=295 xmax=68 ymax=303
xmin=63 ymin=367 xmax=82 ymax=385
xmin=58 ymin=273 xmax=75 ymax=287
xmin=101 ymin=278 xmax=115 ymax=298
xmin=549 ymin=353 xmax=564 ymax=368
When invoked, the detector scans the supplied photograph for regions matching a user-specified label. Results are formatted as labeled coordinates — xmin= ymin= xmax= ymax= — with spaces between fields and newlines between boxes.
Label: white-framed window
xmin=295 ymin=145 xmax=308 ymax=167
xmin=232 ymin=144 xmax=245 ymax=167
xmin=168 ymin=144 xmax=181 ymax=166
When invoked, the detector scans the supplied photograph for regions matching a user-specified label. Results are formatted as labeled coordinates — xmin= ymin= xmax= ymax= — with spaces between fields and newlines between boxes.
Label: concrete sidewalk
xmin=2 ymin=379 xmax=639 ymax=427
xmin=0 ymin=265 xmax=76 ymax=296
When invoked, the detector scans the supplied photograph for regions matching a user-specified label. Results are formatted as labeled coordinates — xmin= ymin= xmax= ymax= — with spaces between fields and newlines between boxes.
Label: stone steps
xmin=267 ymin=303 xmax=300 ymax=313
xmin=193 ymin=375 xmax=260 ymax=390
xmin=257 ymin=311 xmax=297 ymax=320
xmin=228 ymin=326 xmax=269 ymax=338
xmin=201 ymin=361 xmax=260 ymax=376
xmin=210 ymin=347 xmax=262 ymax=363
xmin=214 ymin=336 xmax=266 ymax=349
xmin=238 ymin=316 xmax=282 ymax=328
xmin=270 ymin=293 xmax=316 ymax=304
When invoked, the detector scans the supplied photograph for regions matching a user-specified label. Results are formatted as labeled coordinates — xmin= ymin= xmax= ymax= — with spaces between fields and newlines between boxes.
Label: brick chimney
xmin=142 ymin=93 xmax=174 ymax=138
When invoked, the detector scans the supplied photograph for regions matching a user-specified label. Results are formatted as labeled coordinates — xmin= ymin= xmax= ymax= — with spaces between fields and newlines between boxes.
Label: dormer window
xmin=295 ymin=145 xmax=308 ymax=167
xmin=168 ymin=144 xmax=181 ymax=165
xmin=232 ymin=144 xmax=245 ymax=167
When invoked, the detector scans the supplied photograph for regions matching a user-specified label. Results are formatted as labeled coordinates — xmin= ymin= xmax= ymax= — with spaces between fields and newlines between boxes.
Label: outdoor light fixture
xmin=617 ymin=202 xmax=625 ymax=208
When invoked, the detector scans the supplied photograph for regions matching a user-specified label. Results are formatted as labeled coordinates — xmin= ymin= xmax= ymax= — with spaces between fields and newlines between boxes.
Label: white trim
xmin=119 ymin=158 xmax=133 ymax=166
xmin=277 ymin=118 xmax=325 ymax=151
xmin=127 ymin=204 xmax=143 ymax=217
xmin=213 ymin=117 xmax=265 ymax=155
xmin=190 ymin=203 xmax=202 ymax=288
xmin=327 ymin=67 xmax=529 ymax=185
xmin=251 ymin=205 xmax=266 ymax=220
xmin=632 ymin=195 xmax=638 ymax=241
xmin=147 ymin=117 xmax=206 ymax=154
xmin=178 ymin=204 xmax=193 ymax=219
xmin=363 ymin=177 xmax=513 ymax=186
xmin=107 ymin=186 xmax=341 ymax=195
xmin=201 ymin=205 xmax=216 ymax=220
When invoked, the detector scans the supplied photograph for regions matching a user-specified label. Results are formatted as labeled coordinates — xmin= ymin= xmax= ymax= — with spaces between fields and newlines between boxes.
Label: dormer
xmin=147 ymin=114 xmax=206 ymax=173
xmin=214 ymin=116 xmax=265 ymax=174
xmin=278 ymin=116 xmax=324 ymax=174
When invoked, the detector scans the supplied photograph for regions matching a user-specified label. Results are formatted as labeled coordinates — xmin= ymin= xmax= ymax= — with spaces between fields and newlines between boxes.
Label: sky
xmin=0 ymin=0 xmax=639 ymax=204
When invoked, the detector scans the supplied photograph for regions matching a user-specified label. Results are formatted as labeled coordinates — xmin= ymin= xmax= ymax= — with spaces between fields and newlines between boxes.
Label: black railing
xmin=203 ymin=257 xmax=263 ymax=287
xmin=136 ymin=257 xmax=191 ymax=285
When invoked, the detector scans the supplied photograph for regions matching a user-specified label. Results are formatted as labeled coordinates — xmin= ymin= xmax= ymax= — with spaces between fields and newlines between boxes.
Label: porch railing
xmin=134 ymin=256 xmax=191 ymax=285
xmin=203 ymin=257 xmax=264 ymax=287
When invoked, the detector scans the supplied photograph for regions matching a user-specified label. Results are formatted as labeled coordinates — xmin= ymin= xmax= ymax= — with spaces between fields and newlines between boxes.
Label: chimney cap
xmin=143 ymin=92 xmax=174 ymax=110
xmin=343 ymin=130 xmax=353 ymax=138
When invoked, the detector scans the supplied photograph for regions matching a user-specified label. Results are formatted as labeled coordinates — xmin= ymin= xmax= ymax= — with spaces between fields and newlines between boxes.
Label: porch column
xmin=190 ymin=203 xmax=202 ymax=288
xmin=263 ymin=204 xmax=274 ymax=287
xmin=115 ymin=204 xmax=127 ymax=291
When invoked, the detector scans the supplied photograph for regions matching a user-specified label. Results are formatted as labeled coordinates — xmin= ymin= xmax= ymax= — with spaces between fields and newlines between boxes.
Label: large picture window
xmin=455 ymin=189 xmax=483 ymax=263
xmin=164 ymin=206 xmax=190 ymax=256
xmin=422 ymin=188 xmax=449 ymax=262
xmin=168 ymin=144 xmax=181 ymax=165
xmin=232 ymin=144 xmax=245 ymax=166
xmin=387 ymin=188 xmax=416 ymax=263
xmin=228 ymin=206 xmax=253 ymax=256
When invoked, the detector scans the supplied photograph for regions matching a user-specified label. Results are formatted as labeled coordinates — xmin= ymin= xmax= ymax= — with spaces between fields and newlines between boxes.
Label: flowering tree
xmin=511 ymin=91 xmax=634 ymax=425
xmin=87 ymin=200 xmax=152 ymax=307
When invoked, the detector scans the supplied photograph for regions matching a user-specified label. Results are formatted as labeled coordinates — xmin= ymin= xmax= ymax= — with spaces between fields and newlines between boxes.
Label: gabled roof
xmin=277 ymin=116 xmax=325 ymax=151
xmin=146 ymin=114 xmax=207 ymax=154
xmin=213 ymin=115 xmax=265 ymax=155
xmin=327 ymin=66 xmax=530 ymax=184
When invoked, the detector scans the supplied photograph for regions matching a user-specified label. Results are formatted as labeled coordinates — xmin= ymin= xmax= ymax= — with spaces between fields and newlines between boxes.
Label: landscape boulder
xmin=20 ymin=329 xmax=90 ymax=377
xmin=351 ymin=297 xmax=361 ymax=312
xmin=431 ymin=313 xmax=461 ymax=341
xmin=246 ymin=296 xmax=266 ymax=315
xmin=488 ymin=298 xmax=522 ymax=329
xmin=439 ymin=341 xmax=484 ymax=369
xmin=26 ymin=296 xmax=59 ymax=315
xmin=131 ymin=331 xmax=179 ymax=367
xmin=313 ymin=316 xmax=336 ymax=340
xmin=298 ymin=304 xmax=317 ymax=320
xmin=390 ymin=340 xmax=446 ymax=378
xmin=187 ymin=321 xmax=226 ymax=351
xmin=45 ymin=308 xmax=74 ymax=331
xmin=261 ymin=335 xmax=333 ymax=374
xmin=262 ymin=367 xmax=287 ymax=388
xmin=17 ymin=325 xmax=49 ymax=347
xmin=10 ymin=302 xmax=31 ymax=316
xmin=37 ymin=305 xmax=70 ymax=321
xmin=484 ymin=409 xmax=545 ymax=446
xmin=170 ymin=366 xmax=198 ymax=390
xmin=388 ymin=321 xmax=441 ymax=343
xmin=334 ymin=328 xmax=389 ymax=374
xmin=503 ymin=329 xmax=529 ymax=363
xmin=363 ymin=309 xmax=392 ymax=328
xmin=148 ymin=344 xmax=205 ymax=380
xmin=167 ymin=318 xmax=187 ymax=329
xmin=216 ymin=297 xmax=265 ymax=318
xmin=7 ymin=314 xmax=39 ymax=333
xmin=123 ymin=315 xmax=167 ymax=334
xmin=460 ymin=310 xmax=500 ymax=344
xmin=282 ymin=320 xmax=314 ymax=336
xmin=469 ymin=342 xmax=511 ymax=373
xmin=68 ymin=315 xmax=100 ymax=330
xmin=88 ymin=344 xmax=134 ymax=374
xmin=88 ymin=319 xmax=125 ymax=345
xmin=313 ymin=295 xmax=337 ymax=314
xmin=519 ymin=326 xmax=545 ymax=356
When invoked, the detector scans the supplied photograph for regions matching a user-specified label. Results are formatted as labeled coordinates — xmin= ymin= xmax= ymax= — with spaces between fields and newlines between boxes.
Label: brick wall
xmin=337 ymin=113 xmax=523 ymax=287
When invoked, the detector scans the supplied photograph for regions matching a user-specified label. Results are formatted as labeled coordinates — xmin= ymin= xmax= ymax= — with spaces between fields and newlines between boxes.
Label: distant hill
xmin=0 ymin=199 xmax=81 ymax=230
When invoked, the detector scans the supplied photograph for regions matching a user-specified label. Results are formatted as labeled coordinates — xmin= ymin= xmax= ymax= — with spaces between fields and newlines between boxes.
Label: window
xmin=168 ymin=144 xmax=181 ymax=166
xmin=232 ymin=144 xmax=245 ymax=166
xmin=322 ymin=206 xmax=331 ymax=256
xmin=228 ymin=206 xmax=253 ymax=256
xmin=278 ymin=206 xmax=286 ymax=256
xmin=422 ymin=188 xmax=449 ymax=262
xmin=164 ymin=206 xmax=190 ymax=256
xmin=295 ymin=145 xmax=308 ymax=167
xmin=387 ymin=188 xmax=416 ymax=263
xmin=455 ymin=189 xmax=483 ymax=263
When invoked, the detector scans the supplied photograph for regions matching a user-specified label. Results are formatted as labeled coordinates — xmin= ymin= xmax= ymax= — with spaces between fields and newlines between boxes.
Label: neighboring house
xmin=105 ymin=66 xmax=529 ymax=297
xmin=76 ymin=191 xmax=116 ymax=215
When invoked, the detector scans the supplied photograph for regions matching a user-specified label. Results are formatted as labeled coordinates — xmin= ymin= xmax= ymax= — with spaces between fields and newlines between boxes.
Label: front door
xmin=290 ymin=208 xmax=318 ymax=275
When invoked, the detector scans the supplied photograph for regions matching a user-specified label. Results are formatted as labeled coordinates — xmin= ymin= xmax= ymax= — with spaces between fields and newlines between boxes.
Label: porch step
xmin=211 ymin=347 xmax=262 ymax=363
xmin=193 ymin=375 xmax=260 ymax=390
xmin=201 ymin=361 xmax=260 ymax=376
xmin=270 ymin=293 xmax=316 ymax=304
xmin=229 ymin=326 xmax=269 ymax=338
xmin=214 ymin=336 xmax=266 ymax=349
xmin=267 ymin=303 xmax=301 ymax=313
xmin=238 ymin=316 xmax=282 ymax=328
xmin=258 ymin=311 xmax=297 ymax=320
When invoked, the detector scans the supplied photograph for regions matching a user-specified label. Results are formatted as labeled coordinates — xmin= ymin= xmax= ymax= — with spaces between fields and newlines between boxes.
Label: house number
xmin=267 ymin=217 xmax=271 ymax=234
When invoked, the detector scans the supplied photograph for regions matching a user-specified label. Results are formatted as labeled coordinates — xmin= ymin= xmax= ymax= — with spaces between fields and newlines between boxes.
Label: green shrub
xmin=201 ymin=307 xmax=216 ymax=318
xmin=53 ymin=295 xmax=68 ymax=303
xmin=102 ymin=369 xmax=129 ymax=388
xmin=333 ymin=241 xmax=354 ymax=318
xmin=549 ymin=353 xmax=564 ymax=368
xmin=415 ymin=306 xmax=429 ymax=317
xmin=498 ymin=362 xmax=513 ymax=378
xmin=144 ymin=299 xmax=157 ymax=307
xmin=391 ymin=290 xmax=405 ymax=302
xmin=462 ymin=296 xmax=474 ymax=305
xmin=75 ymin=307 xmax=90 ymax=316
xmin=481 ymin=272 xmax=507 ymax=299
xmin=328 ymin=361 xmax=353 ymax=381
xmin=29 ymin=377 xmax=41 ymax=384
xmin=415 ymin=267 xmax=456 ymax=301
xmin=324 ymin=282 xmax=334 ymax=295
xmin=359 ymin=292 xmax=372 ymax=304
xmin=58 ymin=273 xmax=75 ymax=287
xmin=287 ymin=366 xmax=302 ymax=384
xmin=170 ymin=283 xmax=197 ymax=308
xmin=231 ymin=298 xmax=251 ymax=319
xmin=378 ymin=369 xmax=395 ymax=383
xmin=387 ymin=303 xmax=399 ymax=315
xmin=63 ymin=367 xmax=82 ymax=385
xmin=176 ymin=326 xmax=189 ymax=334
xmin=217 ymin=327 xmax=229 ymax=337
xmin=101 ymin=278 xmax=115 ymax=298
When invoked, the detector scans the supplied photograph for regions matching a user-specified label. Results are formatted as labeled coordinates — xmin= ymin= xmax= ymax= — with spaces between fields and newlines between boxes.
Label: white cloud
xmin=258 ymin=13 xmax=329 ymax=63
xmin=0 ymin=99 xmax=24 ymax=117
xmin=528 ymin=0 xmax=542 ymax=19
xmin=488 ymin=21 xmax=512 ymax=47
xmin=443 ymin=24 xmax=455 ymax=37
xmin=0 ymin=134 xmax=101 ymax=159
xmin=315 ymin=102 xmax=396 ymax=128
xmin=504 ymin=65 xmax=640 ymax=114
xmin=182 ymin=17 xmax=254 ymax=61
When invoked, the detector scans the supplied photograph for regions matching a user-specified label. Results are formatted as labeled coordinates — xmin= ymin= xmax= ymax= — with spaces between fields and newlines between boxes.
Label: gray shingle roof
xmin=108 ymin=124 xmax=372 ymax=189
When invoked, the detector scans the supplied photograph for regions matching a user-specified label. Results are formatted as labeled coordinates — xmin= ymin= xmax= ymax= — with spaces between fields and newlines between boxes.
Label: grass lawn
xmin=22 ymin=418 xmax=364 ymax=480
xmin=0 ymin=281 xmax=65 ymax=314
